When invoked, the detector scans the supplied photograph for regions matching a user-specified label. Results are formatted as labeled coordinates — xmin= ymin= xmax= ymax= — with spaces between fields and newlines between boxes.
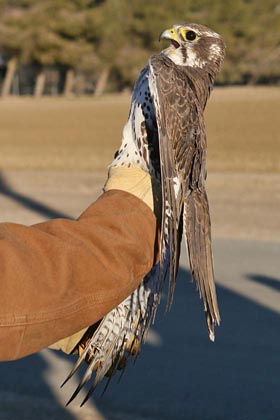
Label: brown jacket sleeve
xmin=0 ymin=190 xmax=158 ymax=361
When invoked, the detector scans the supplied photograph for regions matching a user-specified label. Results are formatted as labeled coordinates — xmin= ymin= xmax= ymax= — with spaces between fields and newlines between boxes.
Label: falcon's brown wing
xmin=149 ymin=54 xmax=220 ymax=337
xmin=149 ymin=57 xmax=184 ymax=307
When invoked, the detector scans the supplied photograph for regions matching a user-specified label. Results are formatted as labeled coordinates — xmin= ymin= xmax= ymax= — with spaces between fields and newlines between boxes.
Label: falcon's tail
xmin=184 ymin=188 xmax=220 ymax=340
xmin=62 ymin=267 xmax=161 ymax=405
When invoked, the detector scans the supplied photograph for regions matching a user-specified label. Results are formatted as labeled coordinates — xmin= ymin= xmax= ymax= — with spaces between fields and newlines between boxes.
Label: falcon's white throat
xmin=163 ymin=44 xmax=207 ymax=68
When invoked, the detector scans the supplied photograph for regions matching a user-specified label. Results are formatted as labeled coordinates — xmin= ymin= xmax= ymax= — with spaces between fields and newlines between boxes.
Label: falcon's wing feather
xmin=184 ymin=189 xmax=220 ymax=339
xmin=149 ymin=54 xmax=220 ymax=334
xmin=148 ymin=57 xmax=184 ymax=307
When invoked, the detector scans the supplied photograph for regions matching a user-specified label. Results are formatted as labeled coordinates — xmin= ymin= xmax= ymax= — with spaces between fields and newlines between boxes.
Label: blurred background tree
xmin=0 ymin=0 xmax=279 ymax=95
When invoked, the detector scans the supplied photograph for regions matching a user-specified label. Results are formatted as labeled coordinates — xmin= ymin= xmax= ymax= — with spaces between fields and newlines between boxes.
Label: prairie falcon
xmin=63 ymin=23 xmax=225 ymax=405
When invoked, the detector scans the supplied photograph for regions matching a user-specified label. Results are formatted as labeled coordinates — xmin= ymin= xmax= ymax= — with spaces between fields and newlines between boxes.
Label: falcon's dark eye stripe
xmin=185 ymin=30 xmax=197 ymax=41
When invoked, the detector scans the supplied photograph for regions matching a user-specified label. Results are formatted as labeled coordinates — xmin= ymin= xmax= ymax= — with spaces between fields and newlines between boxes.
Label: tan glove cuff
xmin=104 ymin=166 xmax=155 ymax=211
xmin=48 ymin=327 xmax=88 ymax=354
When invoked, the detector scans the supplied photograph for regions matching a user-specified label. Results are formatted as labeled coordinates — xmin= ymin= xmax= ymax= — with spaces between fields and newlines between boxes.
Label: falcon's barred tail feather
xmin=61 ymin=340 xmax=91 ymax=388
xmin=64 ymin=269 xmax=161 ymax=403
xmin=184 ymin=188 xmax=220 ymax=339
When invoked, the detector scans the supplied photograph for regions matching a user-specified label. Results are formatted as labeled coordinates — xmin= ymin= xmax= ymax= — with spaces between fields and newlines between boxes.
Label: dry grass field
xmin=0 ymin=86 xmax=279 ymax=172
xmin=206 ymin=87 xmax=280 ymax=173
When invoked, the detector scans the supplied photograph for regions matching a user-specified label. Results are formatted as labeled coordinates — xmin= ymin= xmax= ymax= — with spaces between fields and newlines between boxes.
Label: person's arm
xmin=0 ymin=186 xmax=159 ymax=361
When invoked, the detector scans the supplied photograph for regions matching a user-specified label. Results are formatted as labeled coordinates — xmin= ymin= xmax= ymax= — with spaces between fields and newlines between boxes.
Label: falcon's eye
xmin=185 ymin=30 xmax=197 ymax=41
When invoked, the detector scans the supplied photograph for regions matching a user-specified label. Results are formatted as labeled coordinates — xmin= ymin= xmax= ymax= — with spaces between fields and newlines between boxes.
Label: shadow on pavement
xmin=0 ymin=171 xmax=72 ymax=220
xmin=0 ymin=353 xmax=76 ymax=420
xmin=246 ymin=273 xmax=280 ymax=293
xmin=54 ymin=267 xmax=280 ymax=420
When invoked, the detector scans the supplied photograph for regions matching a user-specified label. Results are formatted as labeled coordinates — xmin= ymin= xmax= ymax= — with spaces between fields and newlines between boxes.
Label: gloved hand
xmin=104 ymin=165 xmax=161 ymax=214
xmin=48 ymin=165 xmax=161 ymax=355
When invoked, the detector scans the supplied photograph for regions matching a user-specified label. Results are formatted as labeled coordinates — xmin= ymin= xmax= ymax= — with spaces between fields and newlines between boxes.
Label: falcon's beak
xmin=159 ymin=27 xmax=180 ymax=48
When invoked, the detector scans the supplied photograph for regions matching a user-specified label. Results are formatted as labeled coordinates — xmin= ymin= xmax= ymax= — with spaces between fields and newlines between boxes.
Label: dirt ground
xmin=0 ymin=169 xmax=279 ymax=242
xmin=207 ymin=171 xmax=280 ymax=241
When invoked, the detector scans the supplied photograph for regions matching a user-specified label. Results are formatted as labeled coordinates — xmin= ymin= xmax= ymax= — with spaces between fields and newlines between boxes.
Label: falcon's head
xmin=159 ymin=23 xmax=225 ymax=72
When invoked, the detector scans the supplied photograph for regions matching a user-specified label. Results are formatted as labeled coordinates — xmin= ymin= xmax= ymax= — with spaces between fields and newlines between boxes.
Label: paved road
xmin=0 ymin=171 xmax=279 ymax=420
